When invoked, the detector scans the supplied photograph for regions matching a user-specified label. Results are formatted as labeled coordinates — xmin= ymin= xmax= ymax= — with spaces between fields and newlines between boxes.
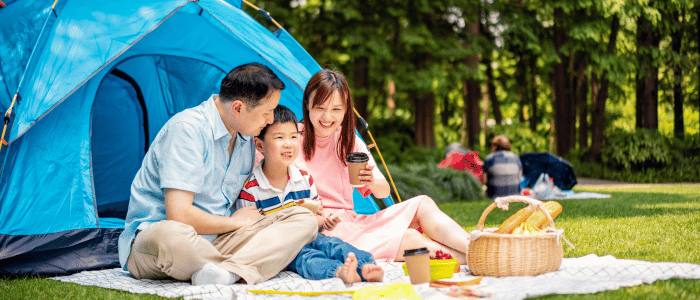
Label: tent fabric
xmin=0 ymin=0 xmax=331 ymax=275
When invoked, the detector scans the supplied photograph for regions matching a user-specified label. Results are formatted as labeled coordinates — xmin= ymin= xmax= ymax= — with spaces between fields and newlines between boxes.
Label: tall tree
xmin=463 ymin=18 xmax=481 ymax=148
xmin=574 ymin=53 xmax=589 ymax=148
xmin=672 ymin=9 xmax=684 ymax=139
xmin=590 ymin=14 xmax=620 ymax=162
xmin=552 ymin=7 xmax=572 ymax=156
xmin=636 ymin=7 xmax=661 ymax=130
xmin=480 ymin=5 xmax=502 ymax=125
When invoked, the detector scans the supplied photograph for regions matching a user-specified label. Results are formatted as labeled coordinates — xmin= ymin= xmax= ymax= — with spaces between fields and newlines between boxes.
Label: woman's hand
xmin=358 ymin=164 xmax=376 ymax=186
xmin=358 ymin=164 xmax=391 ymax=198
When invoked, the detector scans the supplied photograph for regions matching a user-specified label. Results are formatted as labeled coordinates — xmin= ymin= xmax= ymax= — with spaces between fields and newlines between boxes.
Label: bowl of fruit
xmin=402 ymin=250 xmax=460 ymax=281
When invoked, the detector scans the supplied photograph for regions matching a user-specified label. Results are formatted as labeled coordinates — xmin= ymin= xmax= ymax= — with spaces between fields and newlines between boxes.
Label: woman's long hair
xmin=301 ymin=69 xmax=355 ymax=165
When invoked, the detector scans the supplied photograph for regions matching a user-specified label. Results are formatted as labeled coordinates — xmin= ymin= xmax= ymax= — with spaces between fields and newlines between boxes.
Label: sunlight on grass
xmin=2 ymin=185 xmax=699 ymax=300
xmin=439 ymin=184 xmax=700 ymax=299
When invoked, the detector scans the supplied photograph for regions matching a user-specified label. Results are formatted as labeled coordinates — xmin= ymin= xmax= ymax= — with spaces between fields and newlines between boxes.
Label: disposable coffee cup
xmin=347 ymin=152 xmax=369 ymax=187
xmin=403 ymin=247 xmax=430 ymax=284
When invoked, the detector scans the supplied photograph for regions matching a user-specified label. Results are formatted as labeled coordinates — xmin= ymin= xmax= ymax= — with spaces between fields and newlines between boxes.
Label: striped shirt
xmin=484 ymin=151 xmax=522 ymax=198
xmin=235 ymin=162 xmax=318 ymax=215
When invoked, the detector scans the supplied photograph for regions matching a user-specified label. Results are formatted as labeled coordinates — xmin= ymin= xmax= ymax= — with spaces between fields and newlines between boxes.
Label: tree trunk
xmin=672 ymin=10 xmax=684 ymax=139
xmin=353 ymin=56 xmax=369 ymax=121
xmin=529 ymin=55 xmax=538 ymax=132
xmin=575 ymin=54 xmax=589 ymax=149
xmin=636 ymin=12 xmax=660 ymax=130
xmin=589 ymin=14 xmax=620 ymax=162
xmin=485 ymin=58 xmax=502 ymax=125
xmin=552 ymin=8 xmax=571 ymax=156
xmin=567 ymin=51 xmax=578 ymax=152
xmin=516 ymin=58 xmax=525 ymax=123
xmin=414 ymin=91 xmax=436 ymax=147
xmin=464 ymin=78 xmax=481 ymax=148
xmin=479 ymin=5 xmax=502 ymax=125
xmin=463 ymin=19 xmax=481 ymax=148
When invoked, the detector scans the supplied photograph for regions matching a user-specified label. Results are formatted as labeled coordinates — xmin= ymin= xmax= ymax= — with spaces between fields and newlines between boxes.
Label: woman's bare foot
xmin=361 ymin=263 xmax=384 ymax=282
xmin=335 ymin=252 xmax=361 ymax=284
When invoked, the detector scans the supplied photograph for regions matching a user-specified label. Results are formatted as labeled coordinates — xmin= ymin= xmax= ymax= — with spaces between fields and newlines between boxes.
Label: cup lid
xmin=347 ymin=152 xmax=369 ymax=162
xmin=403 ymin=247 xmax=429 ymax=256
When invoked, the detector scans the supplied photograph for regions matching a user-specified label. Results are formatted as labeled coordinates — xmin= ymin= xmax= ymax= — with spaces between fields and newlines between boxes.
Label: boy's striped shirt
xmin=234 ymin=162 xmax=318 ymax=215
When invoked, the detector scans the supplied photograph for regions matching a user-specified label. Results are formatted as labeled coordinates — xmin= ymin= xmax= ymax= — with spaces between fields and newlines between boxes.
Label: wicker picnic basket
xmin=467 ymin=196 xmax=563 ymax=277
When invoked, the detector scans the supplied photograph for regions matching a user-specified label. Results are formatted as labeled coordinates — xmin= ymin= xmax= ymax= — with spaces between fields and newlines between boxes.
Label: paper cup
xmin=347 ymin=152 xmax=369 ymax=187
xmin=403 ymin=247 xmax=430 ymax=284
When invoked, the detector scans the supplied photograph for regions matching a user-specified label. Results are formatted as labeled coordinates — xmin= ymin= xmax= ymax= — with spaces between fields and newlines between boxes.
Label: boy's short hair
xmin=219 ymin=63 xmax=285 ymax=108
xmin=257 ymin=105 xmax=298 ymax=139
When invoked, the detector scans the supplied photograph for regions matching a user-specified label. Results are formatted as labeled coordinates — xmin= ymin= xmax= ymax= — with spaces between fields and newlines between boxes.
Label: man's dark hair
xmin=257 ymin=105 xmax=299 ymax=139
xmin=219 ymin=63 xmax=285 ymax=108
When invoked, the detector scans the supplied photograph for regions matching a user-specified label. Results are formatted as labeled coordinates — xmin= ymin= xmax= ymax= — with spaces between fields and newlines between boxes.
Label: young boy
xmin=234 ymin=105 xmax=383 ymax=284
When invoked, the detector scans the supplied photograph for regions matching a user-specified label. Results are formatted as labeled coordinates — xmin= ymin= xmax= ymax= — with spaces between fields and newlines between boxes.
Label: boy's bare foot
xmin=335 ymin=252 xmax=361 ymax=284
xmin=361 ymin=263 xmax=384 ymax=282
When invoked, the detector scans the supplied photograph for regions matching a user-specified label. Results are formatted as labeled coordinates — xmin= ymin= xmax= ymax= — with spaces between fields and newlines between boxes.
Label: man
xmin=117 ymin=63 xmax=318 ymax=285
xmin=482 ymin=135 xmax=523 ymax=198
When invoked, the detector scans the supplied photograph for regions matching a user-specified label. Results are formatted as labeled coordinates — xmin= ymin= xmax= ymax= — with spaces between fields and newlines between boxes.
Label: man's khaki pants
xmin=126 ymin=206 xmax=317 ymax=284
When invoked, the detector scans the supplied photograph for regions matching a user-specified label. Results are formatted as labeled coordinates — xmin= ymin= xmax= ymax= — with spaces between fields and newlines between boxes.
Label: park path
xmin=576 ymin=177 xmax=700 ymax=188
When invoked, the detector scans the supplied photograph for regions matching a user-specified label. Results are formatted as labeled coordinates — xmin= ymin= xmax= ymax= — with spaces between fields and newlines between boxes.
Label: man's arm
xmin=165 ymin=188 xmax=262 ymax=235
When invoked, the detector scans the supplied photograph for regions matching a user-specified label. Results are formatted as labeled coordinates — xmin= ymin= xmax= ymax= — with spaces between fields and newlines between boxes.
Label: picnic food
xmin=297 ymin=199 xmax=321 ymax=214
xmin=525 ymin=201 xmax=562 ymax=229
xmin=432 ymin=250 xmax=453 ymax=260
xmin=329 ymin=209 xmax=344 ymax=220
xmin=511 ymin=222 xmax=544 ymax=235
xmin=494 ymin=206 xmax=535 ymax=234
xmin=468 ymin=196 xmax=564 ymax=277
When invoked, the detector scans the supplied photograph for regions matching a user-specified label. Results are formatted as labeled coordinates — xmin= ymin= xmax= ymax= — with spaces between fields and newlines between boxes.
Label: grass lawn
xmin=2 ymin=185 xmax=699 ymax=299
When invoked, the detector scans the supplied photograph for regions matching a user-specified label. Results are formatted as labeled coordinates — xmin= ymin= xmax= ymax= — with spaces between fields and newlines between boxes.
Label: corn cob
xmin=494 ymin=206 xmax=535 ymax=234
xmin=525 ymin=201 xmax=562 ymax=229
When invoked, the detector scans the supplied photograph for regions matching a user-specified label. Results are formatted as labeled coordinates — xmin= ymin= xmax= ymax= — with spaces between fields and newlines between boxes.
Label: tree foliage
xmin=245 ymin=0 xmax=700 ymax=162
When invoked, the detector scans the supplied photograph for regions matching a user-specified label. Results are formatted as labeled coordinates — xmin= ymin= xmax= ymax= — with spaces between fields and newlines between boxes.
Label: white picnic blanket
xmin=50 ymin=254 xmax=700 ymax=300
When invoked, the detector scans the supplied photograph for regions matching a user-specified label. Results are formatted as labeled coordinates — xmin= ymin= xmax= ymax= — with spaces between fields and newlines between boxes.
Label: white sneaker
xmin=191 ymin=262 xmax=240 ymax=286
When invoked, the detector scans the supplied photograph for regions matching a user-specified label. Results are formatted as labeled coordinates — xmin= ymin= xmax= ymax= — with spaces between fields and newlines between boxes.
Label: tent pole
xmin=353 ymin=108 xmax=402 ymax=203
xmin=241 ymin=0 xmax=401 ymax=203
xmin=242 ymin=0 xmax=283 ymax=29
xmin=0 ymin=94 xmax=18 ymax=152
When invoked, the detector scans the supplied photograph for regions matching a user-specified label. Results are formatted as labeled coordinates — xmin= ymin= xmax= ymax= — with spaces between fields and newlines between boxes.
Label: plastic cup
xmin=347 ymin=152 xmax=369 ymax=187
xmin=403 ymin=247 xmax=430 ymax=284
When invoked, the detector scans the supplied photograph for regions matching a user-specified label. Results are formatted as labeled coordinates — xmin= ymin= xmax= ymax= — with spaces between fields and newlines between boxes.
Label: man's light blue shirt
xmin=118 ymin=95 xmax=255 ymax=270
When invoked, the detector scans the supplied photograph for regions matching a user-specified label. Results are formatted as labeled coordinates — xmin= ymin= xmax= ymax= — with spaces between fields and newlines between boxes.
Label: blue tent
xmin=0 ymin=0 xmax=389 ymax=275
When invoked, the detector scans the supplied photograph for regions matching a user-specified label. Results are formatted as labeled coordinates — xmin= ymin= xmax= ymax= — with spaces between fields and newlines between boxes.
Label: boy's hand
xmin=322 ymin=211 xmax=342 ymax=231
xmin=316 ymin=215 xmax=326 ymax=229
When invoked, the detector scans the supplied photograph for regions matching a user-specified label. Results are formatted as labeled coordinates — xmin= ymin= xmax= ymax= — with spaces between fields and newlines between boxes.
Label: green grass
xmin=441 ymin=184 xmax=700 ymax=299
xmin=2 ymin=185 xmax=700 ymax=299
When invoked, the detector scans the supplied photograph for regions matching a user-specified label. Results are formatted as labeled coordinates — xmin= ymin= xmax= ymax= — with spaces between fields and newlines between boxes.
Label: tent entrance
xmin=89 ymin=55 xmax=225 ymax=221
xmin=91 ymin=69 xmax=148 ymax=220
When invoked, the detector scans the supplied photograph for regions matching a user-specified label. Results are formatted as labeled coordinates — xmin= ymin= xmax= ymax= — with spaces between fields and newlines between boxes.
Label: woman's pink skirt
xmin=322 ymin=196 xmax=426 ymax=262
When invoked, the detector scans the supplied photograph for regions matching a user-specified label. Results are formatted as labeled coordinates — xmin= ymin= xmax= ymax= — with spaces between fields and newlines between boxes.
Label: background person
xmin=482 ymin=135 xmax=523 ymax=198
xmin=118 ymin=63 xmax=318 ymax=286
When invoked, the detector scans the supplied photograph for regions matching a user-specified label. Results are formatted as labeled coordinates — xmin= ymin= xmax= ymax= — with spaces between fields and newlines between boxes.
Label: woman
xmin=293 ymin=69 xmax=471 ymax=264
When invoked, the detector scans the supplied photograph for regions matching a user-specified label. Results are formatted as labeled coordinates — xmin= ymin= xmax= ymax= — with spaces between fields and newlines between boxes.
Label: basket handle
xmin=475 ymin=195 xmax=557 ymax=231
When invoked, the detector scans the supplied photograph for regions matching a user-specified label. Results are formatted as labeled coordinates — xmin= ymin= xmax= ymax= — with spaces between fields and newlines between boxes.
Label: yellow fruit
xmin=525 ymin=201 xmax=562 ymax=229
xmin=495 ymin=206 xmax=535 ymax=234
